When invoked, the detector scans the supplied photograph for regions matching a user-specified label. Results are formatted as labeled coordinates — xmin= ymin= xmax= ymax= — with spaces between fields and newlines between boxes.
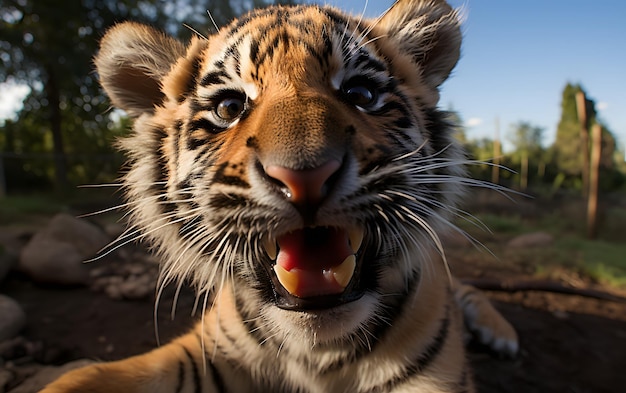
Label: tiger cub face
xmin=96 ymin=0 xmax=463 ymax=346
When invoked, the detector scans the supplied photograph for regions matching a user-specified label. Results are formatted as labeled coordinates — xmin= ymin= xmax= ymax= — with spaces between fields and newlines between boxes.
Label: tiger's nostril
xmin=265 ymin=160 xmax=341 ymax=208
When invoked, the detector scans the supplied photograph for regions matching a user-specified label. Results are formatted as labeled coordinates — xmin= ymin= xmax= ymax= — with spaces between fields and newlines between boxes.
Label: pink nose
xmin=265 ymin=160 xmax=341 ymax=207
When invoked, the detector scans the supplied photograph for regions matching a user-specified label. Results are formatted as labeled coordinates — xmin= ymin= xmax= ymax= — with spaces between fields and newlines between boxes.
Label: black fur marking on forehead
xmin=200 ymin=70 xmax=232 ymax=87
xmin=221 ymin=5 xmax=366 ymax=70
xmin=179 ymin=56 xmax=203 ymax=103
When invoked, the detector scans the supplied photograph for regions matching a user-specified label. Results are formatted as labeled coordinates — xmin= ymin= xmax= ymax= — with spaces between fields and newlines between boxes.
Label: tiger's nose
xmin=265 ymin=160 xmax=341 ymax=208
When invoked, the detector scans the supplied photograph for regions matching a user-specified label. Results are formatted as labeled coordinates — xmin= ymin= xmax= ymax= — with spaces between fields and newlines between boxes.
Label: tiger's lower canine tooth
xmin=333 ymin=255 xmax=356 ymax=288
xmin=274 ymin=264 xmax=299 ymax=294
xmin=348 ymin=227 xmax=364 ymax=253
xmin=263 ymin=237 xmax=277 ymax=260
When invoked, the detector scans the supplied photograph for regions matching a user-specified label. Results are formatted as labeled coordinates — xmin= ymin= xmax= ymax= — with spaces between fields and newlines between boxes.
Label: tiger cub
xmin=42 ymin=0 xmax=517 ymax=392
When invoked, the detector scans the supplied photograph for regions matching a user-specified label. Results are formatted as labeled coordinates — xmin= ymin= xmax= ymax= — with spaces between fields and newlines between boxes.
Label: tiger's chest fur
xmin=39 ymin=1 xmax=516 ymax=392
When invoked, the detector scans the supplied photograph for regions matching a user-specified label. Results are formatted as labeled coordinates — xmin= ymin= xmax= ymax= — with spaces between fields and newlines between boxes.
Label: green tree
xmin=508 ymin=121 xmax=545 ymax=189
xmin=552 ymin=83 xmax=621 ymax=190
xmin=508 ymin=121 xmax=544 ymax=160
xmin=1 ymin=0 xmax=297 ymax=193
xmin=0 ymin=0 xmax=174 ymax=191
xmin=553 ymin=83 xmax=595 ymax=178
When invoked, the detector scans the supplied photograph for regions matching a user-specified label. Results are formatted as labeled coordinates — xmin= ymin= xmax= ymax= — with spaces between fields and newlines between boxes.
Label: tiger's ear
xmin=94 ymin=22 xmax=187 ymax=117
xmin=378 ymin=0 xmax=462 ymax=88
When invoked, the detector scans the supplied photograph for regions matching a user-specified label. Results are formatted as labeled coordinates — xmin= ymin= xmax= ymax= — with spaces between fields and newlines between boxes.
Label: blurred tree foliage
xmin=552 ymin=83 xmax=620 ymax=190
xmin=1 ymin=2 xmax=622 ymax=195
xmin=508 ymin=121 xmax=544 ymax=164
xmin=461 ymin=82 xmax=623 ymax=192
xmin=0 ymin=0 xmax=293 ymax=193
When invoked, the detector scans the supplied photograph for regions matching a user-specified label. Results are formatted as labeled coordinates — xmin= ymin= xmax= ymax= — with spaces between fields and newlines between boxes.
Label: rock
xmin=0 ymin=251 xmax=18 ymax=284
xmin=507 ymin=232 xmax=554 ymax=248
xmin=0 ymin=367 xmax=14 ymax=393
xmin=0 ymin=295 xmax=26 ymax=342
xmin=20 ymin=238 xmax=89 ymax=285
xmin=39 ymin=214 xmax=110 ymax=257
xmin=7 ymin=359 xmax=94 ymax=393
xmin=103 ymin=222 xmax=126 ymax=239
xmin=118 ymin=274 xmax=153 ymax=299
xmin=18 ymin=214 xmax=110 ymax=285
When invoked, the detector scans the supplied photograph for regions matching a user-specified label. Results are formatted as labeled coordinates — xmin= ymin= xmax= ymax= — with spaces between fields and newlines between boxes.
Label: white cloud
xmin=597 ymin=101 xmax=609 ymax=111
xmin=465 ymin=117 xmax=483 ymax=127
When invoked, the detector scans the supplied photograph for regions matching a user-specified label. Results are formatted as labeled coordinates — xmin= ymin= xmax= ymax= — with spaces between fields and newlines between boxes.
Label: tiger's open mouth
xmin=262 ymin=226 xmax=367 ymax=310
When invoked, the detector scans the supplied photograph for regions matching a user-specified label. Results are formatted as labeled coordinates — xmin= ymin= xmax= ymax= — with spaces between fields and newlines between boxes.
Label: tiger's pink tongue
xmin=273 ymin=228 xmax=356 ymax=298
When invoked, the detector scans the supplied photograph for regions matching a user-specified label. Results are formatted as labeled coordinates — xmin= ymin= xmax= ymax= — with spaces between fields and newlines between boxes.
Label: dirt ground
xmin=1 ymin=209 xmax=625 ymax=392
xmin=2 ymin=263 xmax=624 ymax=393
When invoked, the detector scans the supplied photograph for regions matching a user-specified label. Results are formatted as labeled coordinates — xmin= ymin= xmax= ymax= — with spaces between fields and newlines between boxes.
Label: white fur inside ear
xmin=95 ymin=22 xmax=187 ymax=117
xmin=377 ymin=0 xmax=462 ymax=88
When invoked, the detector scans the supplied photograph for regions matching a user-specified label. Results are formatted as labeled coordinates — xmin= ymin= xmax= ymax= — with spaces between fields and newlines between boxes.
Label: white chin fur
xmin=264 ymin=293 xmax=379 ymax=346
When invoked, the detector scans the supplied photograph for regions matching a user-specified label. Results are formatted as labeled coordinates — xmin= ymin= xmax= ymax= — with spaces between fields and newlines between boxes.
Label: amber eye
xmin=215 ymin=95 xmax=245 ymax=121
xmin=342 ymin=78 xmax=378 ymax=108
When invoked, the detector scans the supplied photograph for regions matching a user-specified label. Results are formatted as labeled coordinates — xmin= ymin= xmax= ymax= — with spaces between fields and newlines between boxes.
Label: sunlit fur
xmin=42 ymin=1 xmax=518 ymax=392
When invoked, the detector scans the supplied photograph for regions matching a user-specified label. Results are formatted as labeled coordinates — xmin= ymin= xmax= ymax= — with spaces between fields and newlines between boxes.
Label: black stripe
xmin=182 ymin=347 xmax=202 ymax=393
xmin=366 ymin=305 xmax=451 ymax=393
xmin=212 ymin=163 xmax=250 ymax=189
xmin=458 ymin=365 xmax=472 ymax=393
xmin=188 ymin=118 xmax=222 ymax=136
xmin=234 ymin=292 xmax=274 ymax=348
xmin=208 ymin=193 xmax=249 ymax=210
xmin=180 ymin=56 xmax=202 ymax=103
xmin=200 ymin=70 xmax=231 ymax=87
xmin=174 ymin=358 xmax=185 ymax=393
xmin=208 ymin=360 xmax=227 ymax=393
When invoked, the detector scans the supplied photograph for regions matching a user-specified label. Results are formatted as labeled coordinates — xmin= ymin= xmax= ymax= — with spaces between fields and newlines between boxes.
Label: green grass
xmin=456 ymin=208 xmax=626 ymax=289
xmin=553 ymin=237 xmax=626 ymax=288
xmin=0 ymin=194 xmax=69 ymax=223
xmin=0 ymin=188 xmax=120 ymax=224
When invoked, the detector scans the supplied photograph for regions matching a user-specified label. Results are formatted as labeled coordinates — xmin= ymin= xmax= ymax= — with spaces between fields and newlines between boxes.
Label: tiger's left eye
xmin=215 ymin=96 xmax=245 ymax=121
xmin=342 ymin=78 xmax=378 ymax=108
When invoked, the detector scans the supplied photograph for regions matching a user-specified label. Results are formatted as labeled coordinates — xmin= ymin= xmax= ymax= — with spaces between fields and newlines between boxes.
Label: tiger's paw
xmin=454 ymin=282 xmax=519 ymax=358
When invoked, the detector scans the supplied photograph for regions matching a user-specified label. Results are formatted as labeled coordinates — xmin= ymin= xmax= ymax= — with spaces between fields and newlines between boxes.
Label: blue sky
xmin=310 ymin=0 xmax=626 ymax=152
xmin=2 ymin=1 xmax=625 ymax=153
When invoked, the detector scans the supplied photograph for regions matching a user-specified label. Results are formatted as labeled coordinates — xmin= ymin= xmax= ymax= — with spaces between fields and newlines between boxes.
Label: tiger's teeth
xmin=274 ymin=264 xmax=298 ymax=294
xmin=263 ymin=237 xmax=277 ymax=260
xmin=348 ymin=227 xmax=364 ymax=253
xmin=333 ymin=255 xmax=356 ymax=288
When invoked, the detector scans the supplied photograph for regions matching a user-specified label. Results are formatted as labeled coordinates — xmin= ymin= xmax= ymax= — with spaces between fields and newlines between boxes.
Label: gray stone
xmin=0 ymin=295 xmax=26 ymax=342
xmin=40 ymin=214 xmax=110 ymax=257
xmin=20 ymin=237 xmax=89 ymax=285
xmin=8 ymin=359 xmax=94 ymax=393
xmin=18 ymin=214 xmax=110 ymax=285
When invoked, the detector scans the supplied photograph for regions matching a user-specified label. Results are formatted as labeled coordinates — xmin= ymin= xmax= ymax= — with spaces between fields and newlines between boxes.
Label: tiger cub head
xmin=96 ymin=0 xmax=463 ymax=344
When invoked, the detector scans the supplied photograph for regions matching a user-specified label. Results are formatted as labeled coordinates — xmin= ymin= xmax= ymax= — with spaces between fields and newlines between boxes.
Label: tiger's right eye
xmin=341 ymin=77 xmax=379 ymax=110
xmin=215 ymin=95 xmax=246 ymax=122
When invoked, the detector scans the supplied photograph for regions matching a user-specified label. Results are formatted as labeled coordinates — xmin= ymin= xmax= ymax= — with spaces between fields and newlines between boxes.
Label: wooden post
xmin=587 ymin=123 xmax=602 ymax=239
xmin=492 ymin=117 xmax=500 ymax=184
xmin=575 ymin=91 xmax=590 ymax=199
xmin=520 ymin=151 xmax=528 ymax=191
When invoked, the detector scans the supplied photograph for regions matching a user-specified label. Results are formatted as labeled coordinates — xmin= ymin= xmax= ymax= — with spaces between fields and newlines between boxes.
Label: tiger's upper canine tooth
xmin=274 ymin=264 xmax=298 ymax=294
xmin=348 ymin=227 xmax=364 ymax=254
xmin=263 ymin=237 xmax=277 ymax=260
xmin=332 ymin=255 xmax=356 ymax=288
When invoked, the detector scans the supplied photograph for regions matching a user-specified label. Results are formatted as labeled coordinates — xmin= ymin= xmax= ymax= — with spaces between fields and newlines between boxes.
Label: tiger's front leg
xmin=39 ymin=331 xmax=232 ymax=393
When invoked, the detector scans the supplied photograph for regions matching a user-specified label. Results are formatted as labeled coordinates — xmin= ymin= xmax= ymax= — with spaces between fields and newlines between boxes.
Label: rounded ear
xmin=94 ymin=22 xmax=187 ymax=117
xmin=378 ymin=0 xmax=462 ymax=88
